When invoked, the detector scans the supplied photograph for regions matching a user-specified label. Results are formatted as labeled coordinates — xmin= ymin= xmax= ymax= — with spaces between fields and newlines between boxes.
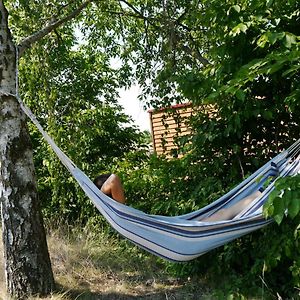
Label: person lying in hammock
xmin=94 ymin=173 xmax=126 ymax=204
xmin=204 ymin=167 xmax=279 ymax=221
xmin=94 ymin=175 xmax=264 ymax=220
xmin=94 ymin=172 xmax=275 ymax=221
xmin=94 ymin=173 xmax=261 ymax=221
xmin=202 ymin=189 xmax=262 ymax=222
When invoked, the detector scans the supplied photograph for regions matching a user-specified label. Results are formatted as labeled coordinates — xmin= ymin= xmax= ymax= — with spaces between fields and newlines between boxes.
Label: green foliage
xmin=259 ymin=175 xmax=300 ymax=295
xmin=178 ymin=1 xmax=299 ymax=296
xmin=113 ymin=150 xmax=227 ymax=217
xmin=13 ymin=13 xmax=145 ymax=221
xmin=6 ymin=0 xmax=300 ymax=298
xmin=116 ymin=0 xmax=300 ymax=297
xmin=264 ymin=175 xmax=300 ymax=224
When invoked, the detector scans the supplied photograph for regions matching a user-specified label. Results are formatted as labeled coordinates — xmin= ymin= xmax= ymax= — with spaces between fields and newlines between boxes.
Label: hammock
xmin=18 ymin=101 xmax=300 ymax=262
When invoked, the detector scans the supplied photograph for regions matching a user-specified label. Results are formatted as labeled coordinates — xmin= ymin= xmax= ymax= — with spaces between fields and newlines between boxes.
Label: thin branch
xmin=118 ymin=0 xmax=208 ymax=67
xmin=187 ymin=34 xmax=209 ymax=65
xmin=119 ymin=0 xmax=141 ymax=17
xmin=57 ymin=0 xmax=78 ymax=14
xmin=176 ymin=7 xmax=189 ymax=26
xmin=237 ymin=154 xmax=245 ymax=179
xmin=104 ymin=9 xmax=157 ymax=23
xmin=116 ymin=1 xmax=127 ymax=45
xmin=18 ymin=0 xmax=92 ymax=57
xmin=118 ymin=0 xmax=160 ymax=30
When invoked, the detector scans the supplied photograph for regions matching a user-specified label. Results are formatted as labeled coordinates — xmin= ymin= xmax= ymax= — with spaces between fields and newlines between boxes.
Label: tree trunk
xmin=0 ymin=2 xmax=55 ymax=298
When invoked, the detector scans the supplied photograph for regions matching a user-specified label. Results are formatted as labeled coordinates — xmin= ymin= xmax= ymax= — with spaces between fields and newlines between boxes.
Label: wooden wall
xmin=149 ymin=103 xmax=194 ymax=156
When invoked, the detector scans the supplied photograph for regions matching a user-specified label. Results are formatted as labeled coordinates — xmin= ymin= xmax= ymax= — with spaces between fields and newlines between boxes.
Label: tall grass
xmin=0 ymin=221 xmax=212 ymax=300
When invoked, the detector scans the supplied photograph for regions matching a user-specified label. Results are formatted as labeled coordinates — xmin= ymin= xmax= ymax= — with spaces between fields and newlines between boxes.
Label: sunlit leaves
xmin=7 ymin=1 xmax=148 ymax=221
xmin=6 ymin=1 xmax=300 ymax=292
xmin=257 ymin=32 xmax=297 ymax=49
xmin=264 ymin=175 xmax=300 ymax=224
xmin=257 ymin=32 xmax=285 ymax=48
xmin=230 ymin=23 xmax=248 ymax=36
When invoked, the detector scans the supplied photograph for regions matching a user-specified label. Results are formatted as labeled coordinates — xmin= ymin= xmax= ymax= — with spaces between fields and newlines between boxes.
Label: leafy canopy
xmin=5 ymin=0 xmax=300 ymax=296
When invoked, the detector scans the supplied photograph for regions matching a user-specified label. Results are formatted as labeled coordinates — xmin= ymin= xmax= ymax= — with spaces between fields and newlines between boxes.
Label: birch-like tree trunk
xmin=0 ymin=2 xmax=54 ymax=298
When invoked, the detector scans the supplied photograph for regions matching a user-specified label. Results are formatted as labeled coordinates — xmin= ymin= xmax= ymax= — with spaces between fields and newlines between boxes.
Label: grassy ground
xmin=0 ymin=222 xmax=213 ymax=300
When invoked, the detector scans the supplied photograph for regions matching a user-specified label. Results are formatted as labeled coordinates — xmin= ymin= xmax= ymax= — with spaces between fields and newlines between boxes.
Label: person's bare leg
xmin=203 ymin=190 xmax=262 ymax=222
xmin=101 ymin=174 xmax=126 ymax=204
xmin=202 ymin=208 xmax=232 ymax=222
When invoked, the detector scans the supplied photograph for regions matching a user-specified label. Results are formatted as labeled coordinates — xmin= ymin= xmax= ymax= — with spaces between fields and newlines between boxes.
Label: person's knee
xmin=109 ymin=174 xmax=122 ymax=187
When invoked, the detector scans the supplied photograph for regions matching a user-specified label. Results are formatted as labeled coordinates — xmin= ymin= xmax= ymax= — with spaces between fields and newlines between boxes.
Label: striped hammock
xmin=20 ymin=101 xmax=300 ymax=262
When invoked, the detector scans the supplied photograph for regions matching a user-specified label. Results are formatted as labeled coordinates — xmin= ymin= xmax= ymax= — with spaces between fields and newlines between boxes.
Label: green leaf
xmin=235 ymin=89 xmax=246 ymax=101
xmin=230 ymin=23 xmax=248 ymax=36
xmin=274 ymin=18 xmax=281 ymax=25
xmin=232 ymin=5 xmax=241 ymax=13
xmin=273 ymin=197 xmax=285 ymax=224
xmin=288 ymin=197 xmax=300 ymax=219
xmin=267 ymin=32 xmax=285 ymax=44
xmin=257 ymin=32 xmax=285 ymax=48
xmin=274 ymin=213 xmax=284 ymax=225
xmin=263 ymin=200 xmax=273 ymax=217
xmin=257 ymin=34 xmax=268 ymax=48
xmin=282 ymin=64 xmax=300 ymax=77
xmin=266 ymin=61 xmax=285 ymax=74
xmin=262 ymin=110 xmax=273 ymax=120
xmin=284 ymin=33 xmax=297 ymax=48
xmin=227 ymin=5 xmax=241 ymax=15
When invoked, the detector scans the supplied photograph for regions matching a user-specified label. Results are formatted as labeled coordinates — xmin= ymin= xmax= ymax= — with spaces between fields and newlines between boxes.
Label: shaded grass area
xmin=0 ymin=222 xmax=212 ymax=300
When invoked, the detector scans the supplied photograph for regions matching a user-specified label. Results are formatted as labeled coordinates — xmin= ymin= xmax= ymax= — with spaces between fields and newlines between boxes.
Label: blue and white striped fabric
xmin=20 ymin=101 xmax=300 ymax=262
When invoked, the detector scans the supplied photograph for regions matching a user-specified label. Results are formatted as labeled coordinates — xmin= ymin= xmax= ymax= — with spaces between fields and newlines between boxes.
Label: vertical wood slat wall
xmin=149 ymin=103 xmax=194 ymax=156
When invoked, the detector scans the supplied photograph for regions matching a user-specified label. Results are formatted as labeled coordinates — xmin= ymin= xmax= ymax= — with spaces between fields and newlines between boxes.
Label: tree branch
xmin=104 ymin=9 xmax=160 ymax=29
xmin=118 ymin=0 xmax=161 ymax=30
xmin=18 ymin=0 xmax=92 ymax=57
xmin=119 ymin=0 xmax=141 ymax=17
xmin=186 ymin=33 xmax=209 ymax=66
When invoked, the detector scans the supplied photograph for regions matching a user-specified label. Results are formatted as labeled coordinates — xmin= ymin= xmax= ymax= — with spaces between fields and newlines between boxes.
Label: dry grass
xmin=0 ymin=223 xmax=212 ymax=300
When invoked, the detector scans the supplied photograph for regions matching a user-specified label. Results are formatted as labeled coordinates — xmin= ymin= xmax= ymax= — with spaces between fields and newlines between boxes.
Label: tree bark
xmin=0 ymin=2 xmax=55 ymax=298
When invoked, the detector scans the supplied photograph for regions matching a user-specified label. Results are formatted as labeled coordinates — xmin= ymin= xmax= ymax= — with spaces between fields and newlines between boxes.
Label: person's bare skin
xmin=202 ymin=190 xmax=262 ymax=222
xmin=95 ymin=173 xmax=263 ymax=216
xmin=99 ymin=174 xmax=126 ymax=204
